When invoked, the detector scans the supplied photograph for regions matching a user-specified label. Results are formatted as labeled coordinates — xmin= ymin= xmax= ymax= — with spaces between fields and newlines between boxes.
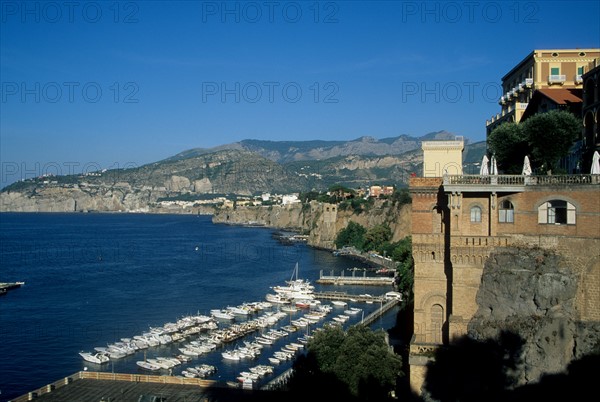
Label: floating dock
xmin=315 ymin=270 xmax=395 ymax=286
xmin=0 ymin=281 xmax=24 ymax=295
xmin=313 ymin=291 xmax=386 ymax=303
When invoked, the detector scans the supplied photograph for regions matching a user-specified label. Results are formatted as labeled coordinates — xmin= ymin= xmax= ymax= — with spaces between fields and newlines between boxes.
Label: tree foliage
xmin=488 ymin=110 xmax=582 ymax=174
xmin=394 ymin=236 xmax=414 ymax=304
xmin=391 ymin=187 xmax=412 ymax=206
xmin=487 ymin=122 xmax=528 ymax=174
xmin=362 ymin=224 xmax=393 ymax=252
xmin=335 ymin=221 xmax=367 ymax=249
xmin=295 ymin=325 xmax=403 ymax=399
xmin=525 ymin=110 xmax=581 ymax=173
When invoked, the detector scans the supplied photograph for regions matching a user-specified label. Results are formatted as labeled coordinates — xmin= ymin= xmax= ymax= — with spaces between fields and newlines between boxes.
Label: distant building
xmin=486 ymin=49 xmax=600 ymax=138
xmin=282 ymin=194 xmax=300 ymax=205
xmin=368 ymin=185 xmax=394 ymax=198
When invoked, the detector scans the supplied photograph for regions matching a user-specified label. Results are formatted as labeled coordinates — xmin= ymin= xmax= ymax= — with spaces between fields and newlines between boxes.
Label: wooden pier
xmin=315 ymin=270 xmax=395 ymax=286
xmin=0 ymin=281 xmax=24 ymax=296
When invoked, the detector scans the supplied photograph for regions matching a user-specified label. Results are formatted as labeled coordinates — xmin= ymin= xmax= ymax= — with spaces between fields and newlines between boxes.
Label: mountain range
xmin=0 ymin=131 xmax=485 ymax=212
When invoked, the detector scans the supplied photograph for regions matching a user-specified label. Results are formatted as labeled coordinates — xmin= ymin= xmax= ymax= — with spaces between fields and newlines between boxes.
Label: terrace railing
xmin=444 ymin=174 xmax=599 ymax=187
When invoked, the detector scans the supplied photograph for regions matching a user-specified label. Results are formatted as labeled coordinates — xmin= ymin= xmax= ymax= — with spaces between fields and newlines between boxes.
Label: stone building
xmin=408 ymin=144 xmax=600 ymax=393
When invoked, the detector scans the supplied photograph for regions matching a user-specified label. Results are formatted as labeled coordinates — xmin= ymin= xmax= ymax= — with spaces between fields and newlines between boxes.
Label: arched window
xmin=499 ymin=200 xmax=514 ymax=223
xmin=470 ymin=206 xmax=482 ymax=223
xmin=430 ymin=304 xmax=444 ymax=344
xmin=538 ymin=200 xmax=576 ymax=224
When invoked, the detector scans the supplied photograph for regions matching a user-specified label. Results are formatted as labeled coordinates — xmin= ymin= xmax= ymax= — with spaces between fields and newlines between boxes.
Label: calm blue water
xmin=0 ymin=213 xmax=397 ymax=401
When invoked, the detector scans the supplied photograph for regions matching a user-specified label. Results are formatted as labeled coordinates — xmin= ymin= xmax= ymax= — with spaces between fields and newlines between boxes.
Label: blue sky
xmin=1 ymin=0 xmax=599 ymax=187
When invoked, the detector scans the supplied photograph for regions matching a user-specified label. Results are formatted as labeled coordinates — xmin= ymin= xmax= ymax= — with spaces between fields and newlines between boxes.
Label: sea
xmin=0 ymin=213 xmax=399 ymax=401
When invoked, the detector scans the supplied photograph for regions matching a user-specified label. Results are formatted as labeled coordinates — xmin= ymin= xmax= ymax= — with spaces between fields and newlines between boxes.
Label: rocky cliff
xmin=212 ymin=199 xmax=412 ymax=250
xmin=0 ymin=185 xmax=216 ymax=214
xmin=468 ymin=246 xmax=600 ymax=385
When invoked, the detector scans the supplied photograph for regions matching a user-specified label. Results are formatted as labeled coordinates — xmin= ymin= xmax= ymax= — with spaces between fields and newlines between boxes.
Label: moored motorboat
xmin=136 ymin=360 xmax=161 ymax=371
xmin=79 ymin=351 xmax=109 ymax=364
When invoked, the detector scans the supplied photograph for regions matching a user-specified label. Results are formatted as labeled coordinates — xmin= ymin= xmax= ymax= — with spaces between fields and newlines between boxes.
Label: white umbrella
xmin=592 ymin=151 xmax=600 ymax=174
xmin=490 ymin=155 xmax=498 ymax=175
xmin=480 ymin=155 xmax=489 ymax=176
xmin=522 ymin=155 xmax=532 ymax=176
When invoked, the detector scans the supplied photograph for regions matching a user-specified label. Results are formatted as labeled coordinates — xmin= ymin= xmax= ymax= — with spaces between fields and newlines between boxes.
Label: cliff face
xmin=0 ymin=186 xmax=215 ymax=214
xmin=468 ymin=246 xmax=600 ymax=385
xmin=212 ymin=200 xmax=411 ymax=250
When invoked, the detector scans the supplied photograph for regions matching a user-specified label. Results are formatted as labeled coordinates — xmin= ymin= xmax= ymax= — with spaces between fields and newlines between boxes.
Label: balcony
xmin=443 ymin=174 xmax=600 ymax=193
xmin=525 ymin=78 xmax=534 ymax=87
xmin=575 ymin=74 xmax=583 ymax=84
xmin=548 ymin=74 xmax=566 ymax=85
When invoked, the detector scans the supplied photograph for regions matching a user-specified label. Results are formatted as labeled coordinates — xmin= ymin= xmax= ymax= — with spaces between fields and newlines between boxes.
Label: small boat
xmin=136 ymin=360 xmax=161 ymax=371
xmin=331 ymin=300 xmax=347 ymax=307
xmin=222 ymin=350 xmax=241 ymax=361
xmin=211 ymin=309 xmax=235 ymax=320
xmin=79 ymin=352 xmax=109 ymax=364
xmin=268 ymin=357 xmax=281 ymax=365
xmin=281 ymin=305 xmax=298 ymax=313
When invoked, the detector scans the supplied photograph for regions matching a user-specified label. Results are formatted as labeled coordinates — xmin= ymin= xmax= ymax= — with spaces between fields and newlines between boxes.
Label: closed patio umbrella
xmin=522 ymin=155 xmax=532 ymax=176
xmin=480 ymin=155 xmax=489 ymax=175
xmin=592 ymin=151 xmax=600 ymax=174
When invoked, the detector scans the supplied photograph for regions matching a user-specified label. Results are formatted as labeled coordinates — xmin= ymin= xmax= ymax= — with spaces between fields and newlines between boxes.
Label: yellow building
xmin=486 ymin=49 xmax=600 ymax=137
xmin=422 ymin=138 xmax=464 ymax=177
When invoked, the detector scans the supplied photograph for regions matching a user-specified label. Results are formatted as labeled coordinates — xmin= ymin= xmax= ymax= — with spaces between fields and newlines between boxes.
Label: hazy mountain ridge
xmin=1 ymin=132 xmax=484 ymax=212
xmin=165 ymin=130 xmax=460 ymax=164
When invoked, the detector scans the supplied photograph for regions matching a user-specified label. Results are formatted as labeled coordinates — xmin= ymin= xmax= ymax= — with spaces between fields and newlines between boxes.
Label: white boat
xmin=227 ymin=305 xmax=251 ymax=315
xmin=136 ymin=360 xmax=161 ymax=371
xmin=222 ymin=350 xmax=241 ymax=361
xmin=331 ymin=300 xmax=347 ymax=307
xmin=271 ymin=263 xmax=315 ymax=300
xmin=211 ymin=309 xmax=235 ymax=320
xmin=266 ymin=293 xmax=290 ymax=304
xmin=79 ymin=352 xmax=109 ymax=364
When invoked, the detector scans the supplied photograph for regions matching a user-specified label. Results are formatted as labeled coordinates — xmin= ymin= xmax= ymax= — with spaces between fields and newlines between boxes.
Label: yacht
xmin=79 ymin=351 xmax=109 ymax=364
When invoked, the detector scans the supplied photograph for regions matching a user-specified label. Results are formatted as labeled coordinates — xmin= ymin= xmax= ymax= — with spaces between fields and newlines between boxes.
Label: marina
xmin=9 ymin=295 xmax=400 ymax=401
xmin=11 ymin=260 xmax=400 ymax=400
xmin=0 ymin=214 xmax=401 ymax=401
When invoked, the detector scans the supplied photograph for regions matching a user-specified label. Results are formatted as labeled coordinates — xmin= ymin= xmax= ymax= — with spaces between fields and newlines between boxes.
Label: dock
xmin=262 ymin=297 xmax=401 ymax=390
xmin=0 ymin=281 xmax=24 ymax=295
xmin=313 ymin=291 xmax=386 ymax=303
xmin=315 ymin=270 xmax=395 ymax=286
